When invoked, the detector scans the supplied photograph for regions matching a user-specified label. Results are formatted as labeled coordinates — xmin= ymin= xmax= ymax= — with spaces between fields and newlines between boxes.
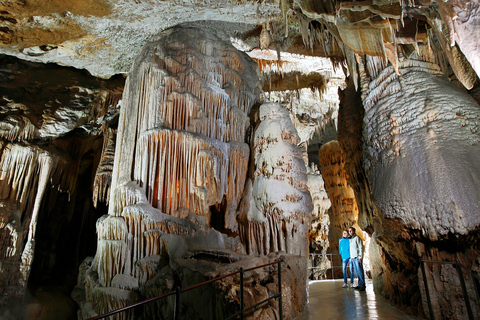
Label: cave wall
xmin=293 ymin=0 xmax=480 ymax=317
xmin=0 ymin=55 xmax=124 ymax=317
xmin=337 ymin=53 xmax=480 ymax=318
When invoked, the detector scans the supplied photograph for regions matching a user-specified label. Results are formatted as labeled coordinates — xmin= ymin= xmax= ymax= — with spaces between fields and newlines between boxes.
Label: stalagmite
xmin=317 ymin=140 xmax=360 ymax=276
xmin=76 ymin=25 xmax=270 ymax=319
xmin=238 ymin=102 xmax=313 ymax=257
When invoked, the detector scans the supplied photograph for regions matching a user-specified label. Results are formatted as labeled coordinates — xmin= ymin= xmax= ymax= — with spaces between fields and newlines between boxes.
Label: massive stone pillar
xmin=238 ymin=102 xmax=312 ymax=258
xmin=76 ymin=26 xmax=311 ymax=320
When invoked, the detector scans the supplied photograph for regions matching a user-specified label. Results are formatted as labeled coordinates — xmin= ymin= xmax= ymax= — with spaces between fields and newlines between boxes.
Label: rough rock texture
xmin=238 ymin=102 xmax=312 ymax=258
xmin=363 ymin=59 xmax=480 ymax=239
xmin=362 ymin=58 xmax=480 ymax=317
xmin=318 ymin=142 xmax=358 ymax=238
xmin=0 ymin=54 xmax=124 ymax=318
xmin=337 ymin=56 xmax=480 ymax=317
xmin=74 ymin=26 xmax=311 ymax=320
xmin=316 ymin=140 xmax=360 ymax=278
xmin=2 ymin=0 xmax=480 ymax=319
xmin=306 ymin=166 xmax=331 ymax=279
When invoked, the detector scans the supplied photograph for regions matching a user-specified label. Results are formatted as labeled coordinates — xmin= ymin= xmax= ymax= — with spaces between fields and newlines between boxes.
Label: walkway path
xmin=295 ymin=279 xmax=417 ymax=320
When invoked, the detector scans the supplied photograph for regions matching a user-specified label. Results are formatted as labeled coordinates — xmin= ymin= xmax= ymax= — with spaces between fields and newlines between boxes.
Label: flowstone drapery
xmin=238 ymin=102 xmax=312 ymax=257
xmin=358 ymin=57 xmax=480 ymax=318
xmin=76 ymin=26 xmax=311 ymax=320
xmin=362 ymin=59 xmax=480 ymax=240
xmin=0 ymin=143 xmax=77 ymax=306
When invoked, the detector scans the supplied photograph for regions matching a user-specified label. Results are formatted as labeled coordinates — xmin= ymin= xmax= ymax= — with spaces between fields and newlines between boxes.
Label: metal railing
xmin=309 ymin=253 xmax=346 ymax=280
xmin=419 ymin=258 xmax=476 ymax=320
xmin=87 ymin=258 xmax=283 ymax=320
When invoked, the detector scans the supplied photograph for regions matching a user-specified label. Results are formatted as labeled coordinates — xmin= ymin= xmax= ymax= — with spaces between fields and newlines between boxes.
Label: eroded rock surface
xmin=74 ymin=25 xmax=311 ymax=320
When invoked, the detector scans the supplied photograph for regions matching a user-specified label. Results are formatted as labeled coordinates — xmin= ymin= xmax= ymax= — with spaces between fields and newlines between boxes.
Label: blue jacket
xmin=339 ymin=238 xmax=350 ymax=259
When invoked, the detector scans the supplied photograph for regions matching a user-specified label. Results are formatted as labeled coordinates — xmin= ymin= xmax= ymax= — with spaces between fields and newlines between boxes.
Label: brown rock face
xmin=318 ymin=140 xmax=359 ymax=249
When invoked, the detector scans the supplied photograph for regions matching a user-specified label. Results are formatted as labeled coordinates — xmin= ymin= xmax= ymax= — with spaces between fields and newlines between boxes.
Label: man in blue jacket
xmin=349 ymin=226 xmax=366 ymax=291
xmin=339 ymin=230 xmax=354 ymax=287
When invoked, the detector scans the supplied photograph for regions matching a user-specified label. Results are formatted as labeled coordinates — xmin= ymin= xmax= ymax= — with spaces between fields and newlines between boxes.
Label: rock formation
xmin=72 ymin=26 xmax=312 ymax=320
xmin=1 ymin=0 xmax=480 ymax=319
xmin=306 ymin=166 xmax=331 ymax=279
xmin=238 ymin=102 xmax=312 ymax=257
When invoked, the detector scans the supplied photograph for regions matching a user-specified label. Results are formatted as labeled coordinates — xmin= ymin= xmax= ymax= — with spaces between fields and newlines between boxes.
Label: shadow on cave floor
xmin=295 ymin=279 xmax=416 ymax=320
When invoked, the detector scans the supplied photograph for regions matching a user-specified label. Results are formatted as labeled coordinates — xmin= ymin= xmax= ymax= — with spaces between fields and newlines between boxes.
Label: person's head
xmin=348 ymin=227 xmax=356 ymax=236
xmin=342 ymin=230 xmax=348 ymax=238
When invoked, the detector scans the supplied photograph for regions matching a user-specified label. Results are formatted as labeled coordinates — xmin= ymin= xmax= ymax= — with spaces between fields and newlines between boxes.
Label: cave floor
xmin=295 ymin=279 xmax=417 ymax=320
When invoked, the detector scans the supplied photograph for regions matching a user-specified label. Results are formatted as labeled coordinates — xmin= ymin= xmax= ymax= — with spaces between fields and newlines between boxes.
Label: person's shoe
xmin=342 ymin=283 xmax=348 ymax=288
xmin=354 ymin=286 xmax=366 ymax=291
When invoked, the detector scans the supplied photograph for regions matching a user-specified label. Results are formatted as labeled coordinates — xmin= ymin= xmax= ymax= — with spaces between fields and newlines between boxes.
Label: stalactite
xmin=133 ymin=129 xmax=248 ymax=217
xmin=81 ymin=26 xmax=262 ymax=319
xmin=93 ymin=127 xmax=116 ymax=208
xmin=0 ymin=114 xmax=36 ymax=142
xmin=0 ymin=143 xmax=76 ymax=305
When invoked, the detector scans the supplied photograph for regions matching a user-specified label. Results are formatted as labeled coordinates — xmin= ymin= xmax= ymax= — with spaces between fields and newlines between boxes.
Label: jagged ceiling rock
xmin=247 ymin=49 xmax=345 ymax=144
xmin=0 ymin=54 xmax=124 ymax=140
xmin=0 ymin=0 xmax=283 ymax=78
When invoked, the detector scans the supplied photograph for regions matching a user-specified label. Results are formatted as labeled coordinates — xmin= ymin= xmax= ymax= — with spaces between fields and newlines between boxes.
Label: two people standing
xmin=339 ymin=227 xmax=366 ymax=291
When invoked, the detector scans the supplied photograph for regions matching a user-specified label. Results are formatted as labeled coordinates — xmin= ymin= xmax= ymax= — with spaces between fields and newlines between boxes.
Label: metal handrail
xmin=419 ymin=259 xmax=474 ymax=320
xmin=87 ymin=258 xmax=283 ymax=320
xmin=308 ymin=253 xmax=344 ymax=279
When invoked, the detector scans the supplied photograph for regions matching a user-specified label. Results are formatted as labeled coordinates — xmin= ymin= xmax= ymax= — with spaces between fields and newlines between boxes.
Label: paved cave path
xmin=295 ymin=279 xmax=416 ymax=320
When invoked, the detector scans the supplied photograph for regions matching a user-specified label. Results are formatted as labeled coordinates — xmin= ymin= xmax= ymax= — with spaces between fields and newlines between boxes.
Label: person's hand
xmin=359 ymin=258 xmax=363 ymax=263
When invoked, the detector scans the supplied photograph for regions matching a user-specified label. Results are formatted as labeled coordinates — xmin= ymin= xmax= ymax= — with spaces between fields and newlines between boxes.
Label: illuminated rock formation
xmin=317 ymin=140 xmax=360 ymax=278
xmin=318 ymin=141 xmax=358 ymax=234
xmin=93 ymin=127 xmax=116 ymax=208
xmin=76 ymin=25 xmax=262 ymax=318
xmin=2 ymin=0 xmax=480 ymax=319
xmin=75 ymin=26 xmax=310 ymax=320
xmin=0 ymin=144 xmax=73 ymax=305
xmin=307 ymin=166 xmax=331 ymax=249
xmin=362 ymin=59 xmax=480 ymax=240
xmin=0 ymin=56 xmax=124 ymax=315
xmin=238 ymin=102 xmax=312 ymax=257
xmin=306 ymin=165 xmax=332 ymax=279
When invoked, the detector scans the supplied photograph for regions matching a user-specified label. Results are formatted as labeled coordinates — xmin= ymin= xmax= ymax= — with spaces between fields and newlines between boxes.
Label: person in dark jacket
xmin=339 ymin=230 xmax=354 ymax=287
xmin=349 ymin=226 xmax=365 ymax=291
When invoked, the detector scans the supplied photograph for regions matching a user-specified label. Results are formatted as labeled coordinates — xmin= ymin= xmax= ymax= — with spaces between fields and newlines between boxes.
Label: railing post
xmin=174 ymin=286 xmax=180 ymax=320
xmin=278 ymin=258 xmax=283 ymax=320
xmin=472 ymin=271 xmax=480 ymax=306
xmin=455 ymin=260 xmax=474 ymax=320
xmin=419 ymin=258 xmax=435 ymax=320
xmin=240 ymin=267 xmax=244 ymax=320
xmin=330 ymin=254 xmax=334 ymax=280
